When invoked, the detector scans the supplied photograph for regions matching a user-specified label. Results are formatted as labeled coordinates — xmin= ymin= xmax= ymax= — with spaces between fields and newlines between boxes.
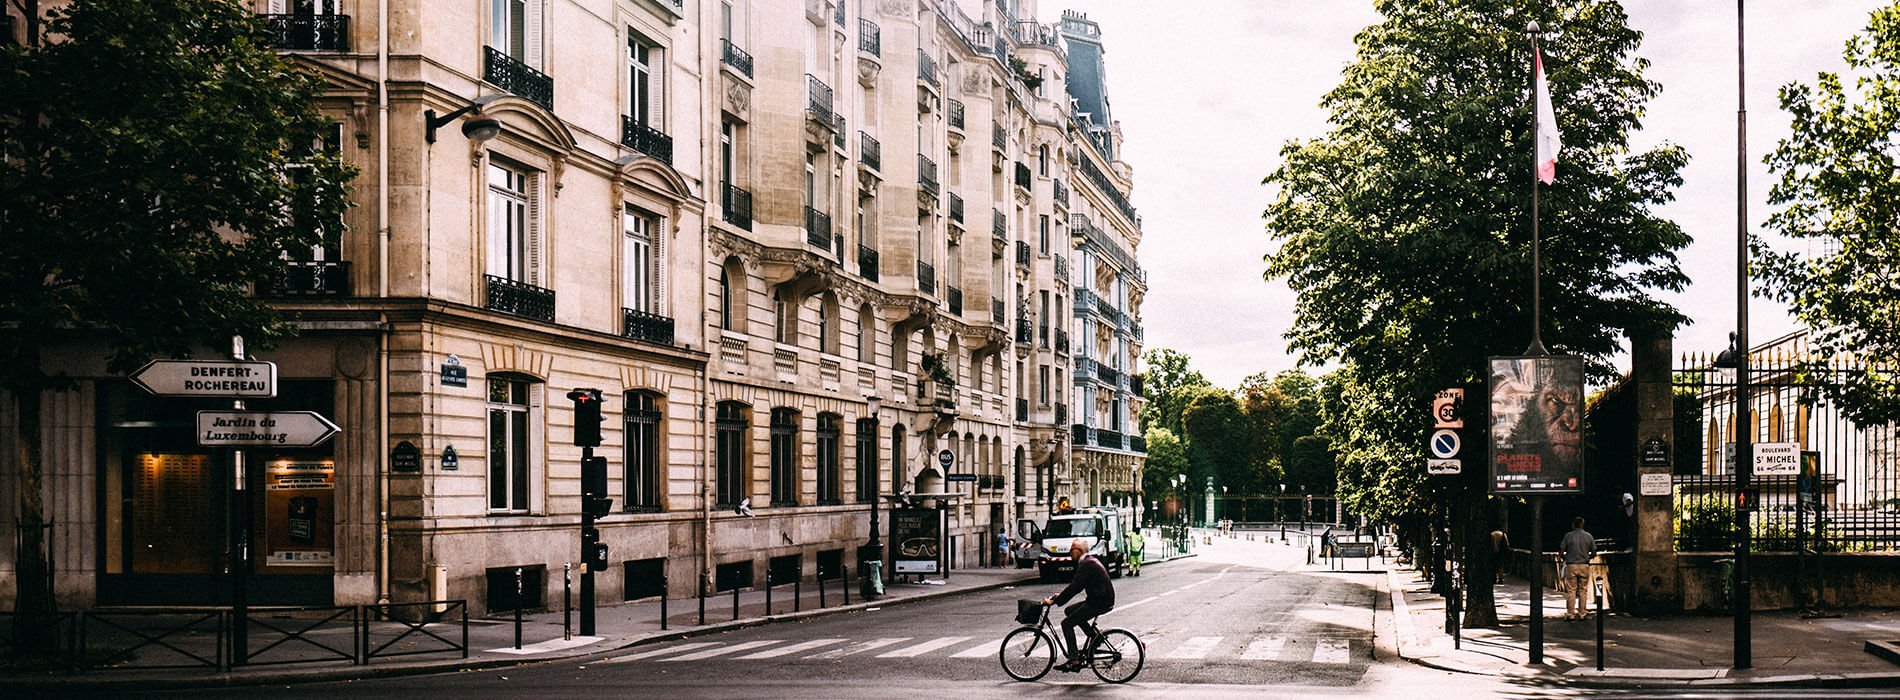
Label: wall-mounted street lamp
xmin=425 ymin=94 xmax=505 ymax=144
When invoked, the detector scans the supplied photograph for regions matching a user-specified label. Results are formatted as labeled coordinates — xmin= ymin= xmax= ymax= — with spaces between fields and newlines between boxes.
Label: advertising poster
xmin=1489 ymin=355 xmax=1584 ymax=494
xmin=889 ymin=507 xmax=942 ymax=574
xmin=263 ymin=458 xmax=336 ymax=568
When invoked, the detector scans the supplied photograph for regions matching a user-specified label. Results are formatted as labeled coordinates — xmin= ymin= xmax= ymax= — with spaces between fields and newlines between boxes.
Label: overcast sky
xmin=1035 ymin=1 xmax=1885 ymax=389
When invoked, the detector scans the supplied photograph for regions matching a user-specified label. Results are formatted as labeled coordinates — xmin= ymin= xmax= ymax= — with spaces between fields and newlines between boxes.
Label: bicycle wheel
xmin=999 ymin=627 xmax=1056 ymax=681
xmin=1089 ymin=629 xmax=1144 ymax=684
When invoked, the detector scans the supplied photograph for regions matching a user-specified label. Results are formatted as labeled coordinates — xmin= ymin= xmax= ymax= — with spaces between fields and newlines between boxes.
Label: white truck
xmin=1033 ymin=506 xmax=1131 ymax=581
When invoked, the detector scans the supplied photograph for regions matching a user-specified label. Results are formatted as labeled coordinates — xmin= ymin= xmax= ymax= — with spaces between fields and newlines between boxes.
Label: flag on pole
xmin=1535 ymin=47 xmax=1562 ymax=184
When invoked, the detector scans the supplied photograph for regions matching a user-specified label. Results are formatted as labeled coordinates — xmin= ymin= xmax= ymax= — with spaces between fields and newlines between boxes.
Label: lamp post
xmin=1731 ymin=0 xmax=1755 ymax=670
xmin=861 ymin=395 xmax=884 ymax=600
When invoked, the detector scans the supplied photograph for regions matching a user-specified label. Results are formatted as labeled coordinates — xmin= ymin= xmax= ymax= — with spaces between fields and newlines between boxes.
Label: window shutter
xmin=526 ymin=174 xmax=542 ymax=285
xmin=526 ymin=0 xmax=545 ymax=69
xmin=269 ymin=0 xmax=286 ymax=14
xmin=651 ymin=216 xmax=666 ymax=315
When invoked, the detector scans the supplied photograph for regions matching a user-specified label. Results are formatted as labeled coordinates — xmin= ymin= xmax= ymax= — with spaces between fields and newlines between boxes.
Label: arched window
xmin=719 ymin=256 xmax=747 ymax=332
xmin=624 ymin=391 xmax=663 ymax=512
xmin=857 ymin=304 xmax=877 ymax=364
xmin=715 ymin=401 xmax=750 ymax=506
xmin=773 ymin=289 xmax=793 ymax=345
xmin=770 ymin=408 xmax=800 ymax=506
xmin=820 ymin=293 xmax=840 ymax=355
xmin=817 ymin=413 xmax=842 ymax=504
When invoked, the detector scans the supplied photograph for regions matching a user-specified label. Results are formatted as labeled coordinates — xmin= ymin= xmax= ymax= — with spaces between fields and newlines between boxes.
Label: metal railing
xmin=1015 ymin=162 xmax=1032 ymax=190
xmin=858 ymin=245 xmax=879 ymax=281
xmin=993 ymin=210 xmax=1008 ymax=243
xmin=1097 ymin=428 xmax=1124 ymax=450
xmin=484 ymin=274 xmax=555 ymax=322
xmin=11 ymin=601 xmax=467 ymax=672
xmin=1016 ymin=318 xmax=1032 ymax=344
xmin=1055 ymin=328 xmax=1069 ymax=354
xmin=620 ymin=116 xmax=674 ymax=164
xmin=483 ymin=46 xmax=553 ymax=111
xmin=1053 ymin=178 xmax=1069 ymax=207
xmin=948 ymin=100 xmax=965 ymax=130
xmin=993 ymin=124 xmax=1007 ymax=150
xmin=1053 ymin=253 xmax=1068 ymax=282
xmin=260 ymin=260 xmax=351 ymax=297
xmin=261 ymin=13 xmax=350 ymax=51
xmin=1097 ymin=363 xmax=1121 ymax=386
xmin=806 ymin=74 xmax=835 ymax=130
xmin=918 ymin=50 xmax=939 ymax=88
xmin=992 ymin=298 xmax=1005 ymax=325
xmin=721 ymin=39 xmax=754 ymax=78
xmin=859 ymin=131 xmax=880 ymax=171
xmin=917 ymin=154 xmax=938 ymax=197
xmin=1015 ymin=241 xmax=1031 ymax=268
xmin=947 ymin=286 xmax=962 ymax=316
xmin=805 ymin=206 xmax=833 ymax=251
xmin=948 ymin=192 xmax=964 ymax=223
xmin=622 ymin=308 xmax=675 ymax=345
xmin=859 ymin=18 xmax=881 ymax=56
xmin=917 ymin=260 xmax=936 ymax=295
xmin=722 ymin=183 xmax=753 ymax=230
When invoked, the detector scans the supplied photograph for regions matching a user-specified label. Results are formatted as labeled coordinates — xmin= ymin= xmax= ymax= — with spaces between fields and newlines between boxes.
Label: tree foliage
xmin=1760 ymin=1 xmax=1900 ymax=425
xmin=1182 ymin=390 xmax=1254 ymax=495
xmin=1139 ymin=349 xmax=1214 ymax=437
xmin=1140 ymin=427 xmax=1188 ymax=502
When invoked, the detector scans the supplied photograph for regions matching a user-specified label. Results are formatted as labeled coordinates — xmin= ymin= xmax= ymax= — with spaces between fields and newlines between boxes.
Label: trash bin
xmin=860 ymin=559 xmax=884 ymax=599
xmin=1713 ymin=558 xmax=1734 ymax=609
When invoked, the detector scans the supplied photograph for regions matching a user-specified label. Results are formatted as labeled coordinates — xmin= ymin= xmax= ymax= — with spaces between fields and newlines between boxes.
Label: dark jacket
xmin=1052 ymin=555 xmax=1114 ymax=608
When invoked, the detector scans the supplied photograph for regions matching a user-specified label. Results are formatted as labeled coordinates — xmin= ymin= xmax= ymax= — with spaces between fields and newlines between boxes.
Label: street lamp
xmin=861 ymin=395 xmax=883 ymax=599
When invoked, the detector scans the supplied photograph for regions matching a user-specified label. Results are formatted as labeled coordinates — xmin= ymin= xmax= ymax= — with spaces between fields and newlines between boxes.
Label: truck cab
xmin=1036 ymin=504 xmax=1129 ymax=581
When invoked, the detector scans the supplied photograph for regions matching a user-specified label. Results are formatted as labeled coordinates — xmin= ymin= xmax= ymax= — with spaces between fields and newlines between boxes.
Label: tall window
xmin=624 ymin=207 xmax=662 ymax=314
xmin=1038 ymin=364 xmax=1050 ymax=405
xmin=714 ymin=402 xmax=748 ymax=507
xmin=486 ymin=161 xmax=533 ymax=283
xmin=490 ymin=0 xmax=540 ymax=64
xmin=625 ymin=392 xmax=662 ymax=511
xmin=628 ymin=33 xmax=659 ymax=128
xmin=717 ymin=266 xmax=733 ymax=330
xmin=769 ymin=408 xmax=800 ymax=506
xmin=857 ymin=305 xmax=876 ymax=364
xmin=1038 ymin=214 xmax=1049 ymax=253
xmin=855 ymin=418 xmax=877 ymax=503
xmin=773 ymin=289 xmax=793 ymax=344
xmin=816 ymin=414 xmax=841 ymax=505
xmin=889 ymin=424 xmax=906 ymax=494
xmin=720 ymin=121 xmax=736 ymax=186
xmin=487 ymin=375 xmax=533 ymax=513
xmin=819 ymin=293 xmax=839 ymax=355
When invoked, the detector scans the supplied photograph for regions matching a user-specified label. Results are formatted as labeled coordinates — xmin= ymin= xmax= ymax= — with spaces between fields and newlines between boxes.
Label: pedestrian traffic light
xmin=567 ymin=388 xmax=603 ymax=447
xmin=581 ymin=455 xmax=613 ymax=516
xmin=589 ymin=542 xmax=610 ymax=572
xmin=1736 ymin=487 xmax=1760 ymax=512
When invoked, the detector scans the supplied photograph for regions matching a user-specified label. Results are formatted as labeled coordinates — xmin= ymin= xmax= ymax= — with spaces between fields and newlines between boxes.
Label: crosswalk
xmin=604 ymin=634 xmax=1366 ymax=666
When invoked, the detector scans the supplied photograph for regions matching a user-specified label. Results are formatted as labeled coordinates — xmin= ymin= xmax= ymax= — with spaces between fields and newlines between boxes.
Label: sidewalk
xmin=1385 ymin=561 xmax=1900 ymax=688
xmin=2 ymin=551 xmax=1197 ymax=692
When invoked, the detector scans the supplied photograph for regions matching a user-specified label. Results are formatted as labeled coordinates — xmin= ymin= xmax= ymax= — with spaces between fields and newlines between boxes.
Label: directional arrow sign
xmin=131 ymin=359 xmax=277 ymax=398
xmin=197 ymin=411 xmax=339 ymax=448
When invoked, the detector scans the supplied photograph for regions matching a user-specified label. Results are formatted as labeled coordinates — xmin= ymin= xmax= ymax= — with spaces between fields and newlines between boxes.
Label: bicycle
xmin=999 ymin=600 xmax=1144 ymax=683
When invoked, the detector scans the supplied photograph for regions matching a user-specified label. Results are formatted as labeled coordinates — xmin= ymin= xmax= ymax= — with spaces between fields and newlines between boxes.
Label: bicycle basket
xmin=1016 ymin=599 xmax=1042 ymax=624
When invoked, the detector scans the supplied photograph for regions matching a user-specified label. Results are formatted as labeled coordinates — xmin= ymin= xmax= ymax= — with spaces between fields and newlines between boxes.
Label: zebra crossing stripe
xmin=661 ymin=639 xmax=782 ymax=661
xmin=876 ymin=636 xmax=972 ymax=658
xmin=1240 ymin=636 xmax=1287 ymax=660
xmin=737 ymin=638 xmax=846 ymax=659
xmin=603 ymin=641 xmax=721 ymax=663
xmin=806 ymin=637 xmax=910 ymax=659
xmin=1312 ymin=638 xmax=1352 ymax=664
xmin=951 ymin=635 xmax=1028 ymax=658
xmin=1163 ymin=636 xmax=1223 ymax=659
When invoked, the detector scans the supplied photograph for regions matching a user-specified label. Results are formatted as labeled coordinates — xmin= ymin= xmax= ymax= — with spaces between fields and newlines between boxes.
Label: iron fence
xmin=4 ymin=602 xmax=466 ymax=672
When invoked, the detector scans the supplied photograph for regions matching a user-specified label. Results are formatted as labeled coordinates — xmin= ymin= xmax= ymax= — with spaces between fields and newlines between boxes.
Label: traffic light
xmin=567 ymin=388 xmax=603 ymax=447
xmin=582 ymin=455 xmax=613 ymax=516
xmin=1736 ymin=487 xmax=1761 ymax=512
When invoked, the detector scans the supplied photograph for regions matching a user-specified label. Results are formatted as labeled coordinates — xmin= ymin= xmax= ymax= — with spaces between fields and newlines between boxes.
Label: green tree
xmin=1140 ymin=427 xmax=1189 ymax=514
xmin=1 ymin=0 xmax=353 ymax=650
xmin=1760 ymin=2 xmax=1900 ymax=425
xmin=1182 ymin=390 xmax=1253 ymax=501
xmin=1262 ymin=0 xmax=1689 ymax=628
xmin=1237 ymin=372 xmax=1292 ymax=487
xmin=1139 ymin=348 xmax=1214 ymax=436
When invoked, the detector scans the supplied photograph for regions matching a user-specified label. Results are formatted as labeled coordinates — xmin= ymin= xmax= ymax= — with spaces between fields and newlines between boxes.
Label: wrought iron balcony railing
xmin=622 ymin=308 xmax=675 ymax=345
xmin=917 ymin=260 xmax=936 ymax=295
xmin=484 ymin=274 xmax=555 ymax=322
xmin=917 ymin=154 xmax=939 ymax=197
xmin=1052 ymin=178 xmax=1068 ymax=207
xmin=484 ymin=46 xmax=553 ymax=111
xmin=1072 ymin=423 xmax=1091 ymax=446
xmin=948 ymin=193 xmax=964 ymax=223
xmin=721 ymin=38 xmax=754 ymax=78
xmin=806 ymin=74 xmax=835 ymax=130
xmin=1016 ymin=318 xmax=1032 ymax=344
xmin=1055 ymin=328 xmax=1069 ymax=355
xmin=1015 ymin=162 xmax=1032 ymax=191
xmin=859 ymin=18 xmax=881 ymax=56
xmin=1016 ymin=398 xmax=1029 ymax=422
xmin=992 ymin=298 xmax=1005 ymax=325
xmin=1015 ymin=240 xmax=1031 ymax=268
xmin=1055 ymin=403 xmax=1068 ymax=426
xmin=859 ymin=131 xmax=880 ymax=171
xmin=806 ymin=206 xmax=833 ymax=251
xmin=993 ymin=210 xmax=1007 ymax=242
xmin=858 ymin=245 xmax=880 ymax=281
xmin=918 ymin=50 xmax=939 ymax=88
xmin=722 ymin=183 xmax=753 ymax=230
xmin=1053 ymin=253 xmax=1068 ymax=281
xmin=261 ymin=13 xmax=350 ymax=51
xmin=620 ymin=117 xmax=673 ymax=164
xmin=948 ymin=286 xmax=962 ymax=316
xmin=1130 ymin=374 xmax=1145 ymax=397
xmin=260 ymin=260 xmax=351 ymax=297
xmin=1097 ymin=363 xmax=1121 ymax=386
xmin=1130 ymin=434 xmax=1147 ymax=453
xmin=948 ymin=100 xmax=965 ymax=130
xmin=993 ymin=124 xmax=1007 ymax=150
xmin=1097 ymin=428 xmax=1124 ymax=450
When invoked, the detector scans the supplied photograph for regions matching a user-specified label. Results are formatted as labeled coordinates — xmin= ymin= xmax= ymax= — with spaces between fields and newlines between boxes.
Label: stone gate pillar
xmin=1632 ymin=330 xmax=1682 ymax=613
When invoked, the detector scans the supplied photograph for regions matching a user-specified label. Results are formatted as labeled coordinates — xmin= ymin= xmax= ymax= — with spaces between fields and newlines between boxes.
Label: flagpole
xmin=1527 ymin=23 xmax=1547 ymax=358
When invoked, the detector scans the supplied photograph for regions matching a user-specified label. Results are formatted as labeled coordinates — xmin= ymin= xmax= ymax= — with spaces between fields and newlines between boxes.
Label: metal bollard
xmin=732 ymin=582 xmax=739 ymax=621
xmin=795 ymin=576 xmax=802 ymax=612
xmin=765 ymin=572 xmax=773 ymax=615
xmin=660 ymin=573 xmax=670 ymax=631
xmin=842 ymin=561 xmax=850 ymax=605
xmin=698 ymin=572 xmax=707 ymax=626
xmin=514 ymin=567 xmax=524 ymax=650
xmin=819 ymin=569 xmax=827 ymax=608
xmin=1595 ymin=580 xmax=1606 ymax=671
xmin=564 ymin=563 xmax=573 ymax=641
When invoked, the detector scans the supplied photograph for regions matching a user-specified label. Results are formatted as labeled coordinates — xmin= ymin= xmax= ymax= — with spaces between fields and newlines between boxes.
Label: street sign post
xmin=130 ymin=359 xmax=277 ymax=398
xmin=196 ymin=411 xmax=340 ymax=448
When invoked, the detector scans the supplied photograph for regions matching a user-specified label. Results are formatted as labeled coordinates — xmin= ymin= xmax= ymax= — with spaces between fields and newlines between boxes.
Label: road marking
xmin=660 ymin=639 xmax=781 ymax=661
xmin=1114 ymin=594 xmax=1162 ymax=613
xmin=602 ymin=641 xmax=720 ymax=662
xmin=951 ymin=635 xmax=1026 ymax=658
xmin=1240 ymin=636 xmax=1287 ymax=660
xmin=806 ymin=637 xmax=909 ymax=659
xmin=1313 ymin=638 xmax=1352 ymax=664
xmin=736 ymin=638 xmax=845 ymax=659
xmin=486 ymin=635 xmax=604 ymax=655
xmin=877 ymin=636 xmax=972 ymax=657
xmin=1163 ymin=636 xmax=1223 ymax=659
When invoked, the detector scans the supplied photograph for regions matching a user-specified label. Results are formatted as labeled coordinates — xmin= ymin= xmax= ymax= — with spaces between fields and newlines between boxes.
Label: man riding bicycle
xmin=1041 ymin=540 xmax=1115 ymax=672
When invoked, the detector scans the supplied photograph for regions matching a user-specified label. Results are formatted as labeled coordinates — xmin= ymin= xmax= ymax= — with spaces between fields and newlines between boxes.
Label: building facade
xmin=0 ymin=0 xmax=1146 ymax=615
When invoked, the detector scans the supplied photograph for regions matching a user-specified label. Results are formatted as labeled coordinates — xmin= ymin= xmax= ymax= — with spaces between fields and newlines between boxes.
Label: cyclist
xmin=1041 ymin=540 xmax=1115 ymax=672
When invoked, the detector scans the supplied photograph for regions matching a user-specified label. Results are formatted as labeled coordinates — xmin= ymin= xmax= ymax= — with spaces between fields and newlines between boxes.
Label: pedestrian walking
xmin=996 ymin=529 xmax=1011 ymax=568
xmin=1560 ymin=517 xmax=1595 ymax=620
xmin=1489 ymin=527 xmax=1510 ymax=585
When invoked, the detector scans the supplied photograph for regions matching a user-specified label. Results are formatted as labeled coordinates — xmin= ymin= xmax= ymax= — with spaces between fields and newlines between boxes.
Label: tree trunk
xmin=12 ymin=385 xmax=58 ymax=656
xmin=1461 ymin=493 xmax=1500 ymax=628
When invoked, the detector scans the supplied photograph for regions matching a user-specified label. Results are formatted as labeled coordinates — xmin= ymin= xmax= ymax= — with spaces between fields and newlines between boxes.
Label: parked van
xmin=1034 ymin=505 xmax=1131 ymax=581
